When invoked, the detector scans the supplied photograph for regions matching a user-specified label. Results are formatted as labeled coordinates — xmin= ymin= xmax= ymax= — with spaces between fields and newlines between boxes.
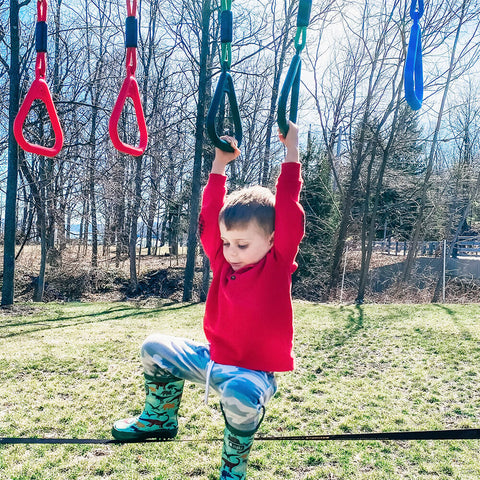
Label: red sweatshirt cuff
xmin=280 ymin=161 xmax=302 ymax=177
xmin=208 ymin=173 xmax=227 ymax=184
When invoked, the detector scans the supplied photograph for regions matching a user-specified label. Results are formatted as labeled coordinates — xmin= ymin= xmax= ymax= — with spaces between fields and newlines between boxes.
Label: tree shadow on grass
xmin=304 ymin=305 xmax=366 ymax=372
xmin=327 ymin=304 xmax=365 ymax=347
xmin=431 ymin=303 xmax=473 ymax=341
xmin=0 ymin=302 xmax=200 ymax=339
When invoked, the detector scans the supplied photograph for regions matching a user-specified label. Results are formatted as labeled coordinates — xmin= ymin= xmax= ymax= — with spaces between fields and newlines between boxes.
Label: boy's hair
xmin=219 ymin=186 xmax=275 ymax=235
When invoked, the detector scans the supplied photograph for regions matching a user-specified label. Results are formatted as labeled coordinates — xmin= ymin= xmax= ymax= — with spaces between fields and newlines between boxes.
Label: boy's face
xmin=219 ymin=220 xmax=274 ymax=271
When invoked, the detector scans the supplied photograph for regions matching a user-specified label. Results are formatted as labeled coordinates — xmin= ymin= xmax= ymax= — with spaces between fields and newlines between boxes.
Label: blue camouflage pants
xmin=141 ymin=334 xmax=278 ymax=433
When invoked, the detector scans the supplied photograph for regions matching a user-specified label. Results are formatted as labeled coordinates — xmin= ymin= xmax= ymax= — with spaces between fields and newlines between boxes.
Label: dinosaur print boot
xmin=219 ymin=423 xmax=256 ymax=480
xmin=112 ymin=372 xmax=184 ymax=441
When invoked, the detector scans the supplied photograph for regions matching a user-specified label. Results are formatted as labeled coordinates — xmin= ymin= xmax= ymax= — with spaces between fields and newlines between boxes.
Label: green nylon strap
xmin=294 ymin=26 xmax=307 ymax=52
xmin=221 ymin=42 xmax=232 ymax=70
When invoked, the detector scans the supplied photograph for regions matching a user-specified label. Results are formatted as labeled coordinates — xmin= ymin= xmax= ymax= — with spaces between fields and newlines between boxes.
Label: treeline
xmin=1 ymin=0 xmax=480 ymax=304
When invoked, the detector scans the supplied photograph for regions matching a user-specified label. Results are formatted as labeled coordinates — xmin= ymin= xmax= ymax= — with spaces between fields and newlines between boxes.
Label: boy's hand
xmin=211 ymin=136 xmax=241 ymax=174
xmin=279 ymin=121 xmax=299 ymax=163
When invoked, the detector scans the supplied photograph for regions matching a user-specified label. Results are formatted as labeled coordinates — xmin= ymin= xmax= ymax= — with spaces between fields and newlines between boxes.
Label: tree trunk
xmin=114 ymin=156 xmax=127 ymax=267
xmin=165 ymin=150 xmax=177 ymax=255
xmin=432 ymin=167 xmax=480 ymax=302
xmin=129 ymin=154 xmax=143 ymax=292
xmin=33 ymin=191 xmax=47 ymax=302
xmin=200 ymin=253 xmax=210 ymax=302
xmin=325 ymin=15 xmax=394 ymax=299
xmin=402 ymin=1 xmax=467 ymax=283
xmin=19 ymin=155 xmax=47 ymax=302
xmin=89 ymin=157 xmax=98 ymax=267
xmin=2 ymin=0 xmax=23 ymax=307
xmin=356 ymin=76 xmax=404 ymax=304
xmin=88 ymin=109 xmax=99 ymax=268
xmin=183 ymin=0 xmax=211 ymax=302
xmin=326 ymin=158 xmax=364 ymax=298
xmin=145 ymin=160 xmax=157 ymax=256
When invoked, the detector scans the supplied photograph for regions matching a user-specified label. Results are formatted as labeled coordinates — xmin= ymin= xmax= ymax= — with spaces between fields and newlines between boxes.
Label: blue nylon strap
xmin=35 ymin=22 xmax=48 ymax=52
xmin=278 ymin=0 xmax=312 ymax=136
xmin=125 ymin=16 xmax=138 ymax=48
xmin=410 ymin=0 xmax=424 ymax=19
xmin=404 ymin=0 xmax=424 ymax=110
xmin=207 ymin=0 xmax=242 ymax=151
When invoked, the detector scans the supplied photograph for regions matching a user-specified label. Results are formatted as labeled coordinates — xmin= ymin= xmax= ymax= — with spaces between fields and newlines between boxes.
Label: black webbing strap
xmin=0 ymin=437 xmax=194 ymax=445
xmin=2 ymin=428 xmax=479 ymax=445
xmin=257 ymin=428 xmax=480 ymax=442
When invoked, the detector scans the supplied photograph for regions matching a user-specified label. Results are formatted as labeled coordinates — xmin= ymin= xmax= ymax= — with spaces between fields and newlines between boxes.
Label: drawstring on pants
xmin=204 ymin=360 xmax=215 ymax=404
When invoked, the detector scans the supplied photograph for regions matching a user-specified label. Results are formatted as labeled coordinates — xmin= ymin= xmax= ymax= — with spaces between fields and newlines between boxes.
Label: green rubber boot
xmin=219 ymin=424 xmax=257 ymax=480
xmin=112 ymin=372 xmax=184 ymax=441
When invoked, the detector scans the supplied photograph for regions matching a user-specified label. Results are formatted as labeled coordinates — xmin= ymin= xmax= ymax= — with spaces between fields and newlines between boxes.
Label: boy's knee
xmin=221 ymin=377 xmax=262 ymax=406
xmin=220 ymin=377 xmax=266 ymax=432
xmin=141 ymin=333 xmax=174 ymax=358
xmin=141 ymin=334 xmax=175 ymax=374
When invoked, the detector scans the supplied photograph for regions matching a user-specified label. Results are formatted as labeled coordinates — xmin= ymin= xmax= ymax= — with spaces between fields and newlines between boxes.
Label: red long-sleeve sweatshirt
xmin=199 ymin=162 xmax=304 ymax=372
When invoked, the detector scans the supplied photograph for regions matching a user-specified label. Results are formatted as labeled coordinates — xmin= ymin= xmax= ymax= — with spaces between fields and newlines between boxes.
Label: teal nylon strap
xmin=278 ymin=0 xmax=312 ymax=137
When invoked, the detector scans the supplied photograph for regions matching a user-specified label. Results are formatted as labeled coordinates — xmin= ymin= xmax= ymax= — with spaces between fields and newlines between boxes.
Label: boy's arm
xmin=274 ymin=122 xmax=305 ymax=265
xmin=199 ymin=137 xmax=241 ymax=264
xmin=279 ymin=121 xmax=299 ymax=164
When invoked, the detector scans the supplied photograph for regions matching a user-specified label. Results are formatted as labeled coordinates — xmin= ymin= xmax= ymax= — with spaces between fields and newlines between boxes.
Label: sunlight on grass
xmin=1 ymin=301 xmax=480 ymax=479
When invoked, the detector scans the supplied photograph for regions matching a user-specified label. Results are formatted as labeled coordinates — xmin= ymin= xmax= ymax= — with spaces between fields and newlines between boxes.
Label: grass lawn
xmin=0 ymin=301 xmax=479 ymax=479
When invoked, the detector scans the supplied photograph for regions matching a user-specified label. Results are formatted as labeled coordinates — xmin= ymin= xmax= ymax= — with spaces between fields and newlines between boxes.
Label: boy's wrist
xmin=211 ymin=159 xmax=227 ymax=175
xmin=284 ymin=146 xmax=299 ymax=163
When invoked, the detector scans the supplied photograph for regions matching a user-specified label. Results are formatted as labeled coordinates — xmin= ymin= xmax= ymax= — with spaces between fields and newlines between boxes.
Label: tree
xmin=431 ymin=85 xmax=480 ymax=301
xmin=294 ymin=130 xmax=337 ymax=300
xmin=183 ymin=0 xmax=212 ymax=302
xmin=323 ymin=0 xmax=405 ymax=298
xmin=2 ymin=0 xmax=32 ymax=307
xmin=402 ymin=0 xmax=480 ymax=284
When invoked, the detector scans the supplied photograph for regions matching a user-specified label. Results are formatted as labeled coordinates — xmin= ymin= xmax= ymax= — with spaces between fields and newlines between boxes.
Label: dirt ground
xmin=4 ymin=244 xmax=480 ymax=304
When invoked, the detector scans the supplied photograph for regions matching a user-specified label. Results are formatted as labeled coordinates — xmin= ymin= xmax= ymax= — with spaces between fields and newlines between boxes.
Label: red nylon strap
xmin=37 ymin=0 xmax=47 ymax=22
xmin=13 ymin=0 xmax=64 ymax=157
xmin=35 ymin=48 xmax=46 ymax=78
xmin=109 ymin=2 xmax=148 ymax=156
xmin=126 ymin=47 xmax=137 ymax=77
xmin=126 ymin=0 xmax=137 ymax=17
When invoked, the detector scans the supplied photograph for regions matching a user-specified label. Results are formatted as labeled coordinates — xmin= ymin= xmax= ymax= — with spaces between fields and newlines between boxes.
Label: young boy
xmin=112 ymin=121 xmax=304 ymax=479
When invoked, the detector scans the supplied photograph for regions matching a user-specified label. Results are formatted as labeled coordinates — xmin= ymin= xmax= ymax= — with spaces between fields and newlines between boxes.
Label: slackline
xmin=1 ymin=428 xmax=480 ymax=445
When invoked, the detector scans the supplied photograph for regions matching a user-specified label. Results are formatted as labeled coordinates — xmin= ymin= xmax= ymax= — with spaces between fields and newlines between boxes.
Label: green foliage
xmin=294 ymin=135 xmax=338 ymax=300
xmin=1 ymin=302 xmax=480 ymax=479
